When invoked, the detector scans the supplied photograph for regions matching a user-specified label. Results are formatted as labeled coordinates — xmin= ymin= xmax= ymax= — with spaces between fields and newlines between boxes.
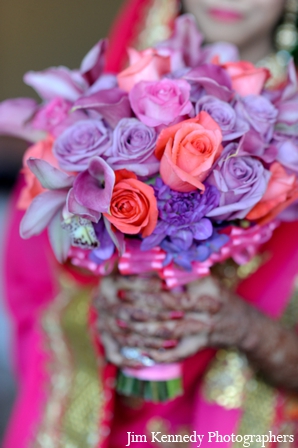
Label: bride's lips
xmin=208 ymin=7 xmax=244 ymax=23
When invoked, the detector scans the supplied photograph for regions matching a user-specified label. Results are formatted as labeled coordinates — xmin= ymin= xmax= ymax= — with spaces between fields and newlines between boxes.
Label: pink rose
xmin=129 ymin=78 xmax=192 ymax=128
xmin=155 ymin=112 xmax=222 ymax=192
xmin=32 ymin=97 xmax=85 ymax=137
xmin=222 ymin=61 xmax=270 ymax=96
xmin=117 ymin=48 xmax=170 ymax=92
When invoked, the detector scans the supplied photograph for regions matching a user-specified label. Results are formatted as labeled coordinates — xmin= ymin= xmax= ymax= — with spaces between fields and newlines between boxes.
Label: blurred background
xmin=0 ymin=0 xmax=123 ymax=443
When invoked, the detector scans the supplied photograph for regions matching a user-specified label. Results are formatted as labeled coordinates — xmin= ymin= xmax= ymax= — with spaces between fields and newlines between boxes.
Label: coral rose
xmin=246 ymin=162 xmax=298 ymax=222
xmin=104 ymin=170 xmax=158 ymax=237
xmin=222 ymin=61 xmax=270 ymax=96
xmin=117 ymin=48 xmax=170 ymax=92
xmin=155 ymin=112 xmax=222 ymax=192
xmin=18 ymin=135 xmax=58 ymax=210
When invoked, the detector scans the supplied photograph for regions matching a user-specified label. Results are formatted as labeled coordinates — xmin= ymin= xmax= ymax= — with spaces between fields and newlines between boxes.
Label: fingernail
xmin=116 ymin=319 xmax=128 ymax=329
xmin=170 ymin=311 xmax=184 ymax=320
xmin=117 ymin=290 xmax=126 ymax=300
xmin=162 ymin=340 xmax=178 ymax=349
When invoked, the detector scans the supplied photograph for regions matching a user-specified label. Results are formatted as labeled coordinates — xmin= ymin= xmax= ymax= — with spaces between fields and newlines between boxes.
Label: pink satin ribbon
xmin=123 ymin=363 xmax=181 ymax=381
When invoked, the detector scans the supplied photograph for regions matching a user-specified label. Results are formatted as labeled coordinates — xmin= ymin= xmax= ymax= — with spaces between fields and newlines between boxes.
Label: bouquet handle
xmin=117 ymin=363 xmax=183 ymax=402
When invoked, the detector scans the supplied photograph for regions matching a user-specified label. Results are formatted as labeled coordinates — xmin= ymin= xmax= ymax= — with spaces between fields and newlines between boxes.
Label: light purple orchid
xmin=67 ymin=156 xmax=115 ymax=222
xmin=184 ymin=64 xmax=233 ymax=102
xmin=200 ymin=42 xmax=239 ymax=64
xmin=24 ymin=39 xmax=108 ymax=101
xmin=20 ymin=158 xmax=75 ymax=262
xmin=238 ymin=129 xmax=278 ymax=164
xmin=0 ymin=98 xmax=43 ymax=142
xmin=156 ymin=14 xmax=203 ymax=68
xmin=73 ymin=88 xmax=132 ymax=128
xmin=274 ymin=93 xmax=298 ymax=138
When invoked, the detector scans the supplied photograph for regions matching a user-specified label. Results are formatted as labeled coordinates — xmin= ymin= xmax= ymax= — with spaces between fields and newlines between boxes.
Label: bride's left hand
xmin=96 ymin=275 xmax=251 ymax=364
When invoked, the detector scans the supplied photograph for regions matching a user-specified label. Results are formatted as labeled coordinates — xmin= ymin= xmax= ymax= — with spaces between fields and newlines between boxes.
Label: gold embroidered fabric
xmin=147 ymin=418 xmax=190 ymax=448
xmin=201 ymin=277 xmax=298 ymax=448
xmin=32 ymin=275 xmax=105 ymax=448
xmin=202 ymin=349 xmax=251 ymax=410
xmin=132 ymin=0 xmax=179 ymax=51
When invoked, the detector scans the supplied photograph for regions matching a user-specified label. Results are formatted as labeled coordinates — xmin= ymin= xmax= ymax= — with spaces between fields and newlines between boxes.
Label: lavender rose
xmin=129 ymin=79 xmax=192 ymax=128
xmin=207 ymin=143 xmax=271 ymax=221
xmin=106 ymin=118 xmax=159 ymax=176
xmin=235 ymin=95 xmax=278 ymax=142
xmin=53 ymin=119 xmax=112 ymax=171
xmin=195 ymin=95 xmax=249 ymax=141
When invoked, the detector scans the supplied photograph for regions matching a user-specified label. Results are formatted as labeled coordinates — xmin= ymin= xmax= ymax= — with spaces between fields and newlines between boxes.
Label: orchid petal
xmin=67 ymin=188 xmax=101 ymax=222
xmin=0 ymin=98 xmax=43 ymax=142
xmin=24 ymin=67 xmax=87 ymax=101
xmin=73 ymin=157 xmax=115 ymax=214
xmin=103 ymin=216 xmax=125 ymax=256
xmin=80 ymin=39 xmax=108 ymax=85
xmin=73 ymin=88 xmax=132 ymax=127
xmin=20 ymin=190 xmax=67 ymax=238
xmin=48 ymin=211 xmax=71 ymax=263
xmin=27 ymin=158 xmax=75 ymax=190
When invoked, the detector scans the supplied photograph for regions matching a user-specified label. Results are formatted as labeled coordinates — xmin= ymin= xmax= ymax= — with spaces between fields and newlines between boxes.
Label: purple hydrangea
xmin=141 ymin=178 xmax=225 ymax=270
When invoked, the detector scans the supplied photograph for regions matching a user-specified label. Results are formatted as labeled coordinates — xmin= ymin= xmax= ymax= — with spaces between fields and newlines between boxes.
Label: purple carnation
xmin=161 ymin=231 xmax=229 ymax=271
xmin=53 ymin=119 xmax=112 ymax=171
xmin=141 ymin=179 xmax=222 ymax=269
xmin=195 ymin=95 xmax=249 ymax=141
xmin=106 ymin=118 xmax=159 ymax=177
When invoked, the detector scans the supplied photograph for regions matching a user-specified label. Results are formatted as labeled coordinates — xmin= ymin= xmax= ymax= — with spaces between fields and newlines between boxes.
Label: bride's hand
xmin=96 ymin=275 xmax=251 ymax=366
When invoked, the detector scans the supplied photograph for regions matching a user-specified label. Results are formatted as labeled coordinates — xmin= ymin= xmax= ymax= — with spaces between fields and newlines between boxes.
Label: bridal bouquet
xmin=3 ymin=14 xmax=298 ymax=402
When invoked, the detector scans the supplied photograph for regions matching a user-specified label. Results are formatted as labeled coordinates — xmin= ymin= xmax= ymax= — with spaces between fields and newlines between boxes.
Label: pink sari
xmin=3 ymin=1 xmax=298 ymax=446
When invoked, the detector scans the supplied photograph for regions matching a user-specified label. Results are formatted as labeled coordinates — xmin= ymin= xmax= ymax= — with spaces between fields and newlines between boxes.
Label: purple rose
xmin=207 ymin=144 xmax=271 ymax=221
xmin=53 ymin=119 xmax=112 ymax=171
xmin=129 ymin=79 xmax=192 ymax=127
xmin=276 ymin=138 xmax=298 ymax=174
xmin=195 ymin=95 xmax=249 ymax=141
xmin=106 ymin=118 xmax=159 ymax=177
xmin=235 ymin=95 xmax=278 ymax=141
